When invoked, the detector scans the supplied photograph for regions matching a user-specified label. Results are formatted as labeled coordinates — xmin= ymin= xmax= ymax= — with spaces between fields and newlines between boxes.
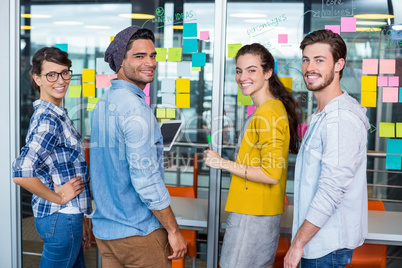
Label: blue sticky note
xmin=56 ymin=43 xmax=68 ymax=52
xmin=387 ymin=139 xmax=402 ymax=154
xmin=183 ymin=23 xmax=197 ymax=37
xmin=275 ymin=61 xmax=278 ymax=74
xmin=399 ymin=87 xmax=402 ymax=103
xmin=192 ymin=52 xmax=206 ymax=67
xmin=386 ymin=154 xmax=401 ymax=170
xmin=183 ymin=39 xmax=198 ymax=53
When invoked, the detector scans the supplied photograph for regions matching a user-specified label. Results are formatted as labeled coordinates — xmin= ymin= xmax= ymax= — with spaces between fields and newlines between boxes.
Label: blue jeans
xmin=35 ymin=213 xmax=86 ymax=268
xmin=301 ymin=248 xmax=353 ymax=268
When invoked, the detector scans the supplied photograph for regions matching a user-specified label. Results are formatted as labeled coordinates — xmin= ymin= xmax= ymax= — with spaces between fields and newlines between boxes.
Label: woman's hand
xmin=203 ymin=149 xmax=224 ymax=169
xmin=54 ymin=177 xmax=85 ymax=204
xmin=82 ymin=218 xmax=91 ymax=250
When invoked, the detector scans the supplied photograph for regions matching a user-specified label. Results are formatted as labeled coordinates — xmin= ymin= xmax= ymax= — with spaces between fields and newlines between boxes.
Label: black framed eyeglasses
xmin=40 ymin=70 xmax=73 ymax=82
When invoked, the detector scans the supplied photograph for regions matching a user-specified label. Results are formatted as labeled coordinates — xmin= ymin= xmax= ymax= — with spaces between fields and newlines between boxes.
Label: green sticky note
xmin=237 ymin=90 xmax=252 ymax=106
xmin=166 ymin=108 xmax=176 ymax=118
xmin=68 ymin=85 xmax=81 ymax=98
xmin=228 ymin=44 xmax=242 ymax=58
xmin=87 ymin=98 xmax=100 ymax=111
xmin=397 ymin=123 xmax=402 ymax=138
xmin=379 ymin=122 xmax=395 ymax=137
xmin=168 ymin=48 xmax=182 ymax=61
xmin=155 ymin=48 xmax=167 ymax=62
xmin=156 ymin=108 xmax=166 ymax=118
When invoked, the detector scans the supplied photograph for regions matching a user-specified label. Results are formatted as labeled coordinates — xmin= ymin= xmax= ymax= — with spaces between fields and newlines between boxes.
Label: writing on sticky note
xmin=237 ymin=90 xmax=252 ymax=106
xmin=177 ymin=62 xmax=191 ymax=77
xmin=156 ymin=108 xmax=166 ymax=118
xmin=386 ymin=154 xmax=401 ymax=170
xmin=176 ymin=94 xmax=190 ymax=108
xmin=380 ymin=59 xmax=396 ymax=74
xmin=162 ymin=94 xmax=176 ymax=106
xmin=68 ymin=85 xmax=81 ymax=98
xmin=183 ymin=39 xmax=198 ymax=53
xmin=362 ymin=59 xmax=378 ymax=75
xmin=383 ymin=87 xmax=399 ymax=103
xmin=377 ymin=76 xmax=388 ymax=87
xmin=87 ymin=98 xmax=100 ymax=111
xmin=155 ymin=48 xmax=167 ymax=62
xmin=166 ymin=108 xmax=176 ymax=118
xmin=183 ymin=23 xmax=197 ymax=37
xmin=228 ymin=44 xmax=242 ymax=58
xmin=161 ymin=79 xmax=176 ymax=93
xmin=325 ymin=25 xmax=340 ymax=35
xmin=279 ymin=77 xmax=292 ymax=92
xmin=82 ymin=69 xmax=95 ymax=83
xmin=96 ymin=74 xmax=110 ymax=88
xmin=168 ymin=48 xmax=182 ymax=61
xmin=361 ymin=91 xmax=377 ymax=107
xmin=379 ymin=122 xmax=395 ymax=137
xmin=278 ymin=34 xmax=288 ymax=44
xmin=55 ymin=43 xmax=68 ymax=52
xmin=361 ymin=76 xmax=377 ymax=92
xmin=199 ymin=31 xmax=209 ymax=40
xmin=83 ymin=83 xmax=95 ymax=97
xmin=176 ymin=78 xmax=190 ymax=93
xmin=341 ymin=17 xmax=356 ymax=32
xmin=192 ymin=52 xmax=206 ymax=67
xmin=389 ymin=76 xmax=399 ymax=87
xmin=247 ymin=106 xmax=255 ymax=117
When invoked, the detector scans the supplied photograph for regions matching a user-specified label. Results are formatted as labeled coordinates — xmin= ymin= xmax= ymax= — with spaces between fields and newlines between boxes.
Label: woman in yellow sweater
xmin=204 ymin=43 xmax=299 ymax=268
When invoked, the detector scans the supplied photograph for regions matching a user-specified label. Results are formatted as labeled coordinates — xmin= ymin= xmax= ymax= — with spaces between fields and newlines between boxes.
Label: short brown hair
xmin=300 ymin=29 xmax=347 ymax=78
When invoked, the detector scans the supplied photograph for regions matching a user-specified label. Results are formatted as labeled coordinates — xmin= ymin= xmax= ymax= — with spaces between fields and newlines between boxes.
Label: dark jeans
xmin=301 ymin=248 xmax=353 ymax=268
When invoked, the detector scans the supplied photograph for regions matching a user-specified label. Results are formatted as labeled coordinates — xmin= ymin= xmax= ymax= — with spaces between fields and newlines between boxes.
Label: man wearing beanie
xmin=90 ymin=25 xmax=187 ymax=267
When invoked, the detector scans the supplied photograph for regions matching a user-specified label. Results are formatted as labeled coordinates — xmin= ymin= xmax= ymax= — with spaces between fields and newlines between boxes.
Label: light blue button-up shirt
xmin=90 ymin=79 xmax=170 ymax=240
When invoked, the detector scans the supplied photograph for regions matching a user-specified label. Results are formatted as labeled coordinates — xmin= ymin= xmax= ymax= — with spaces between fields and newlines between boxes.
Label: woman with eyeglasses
xmin=12 ymin=47 xmax=92 ymax=268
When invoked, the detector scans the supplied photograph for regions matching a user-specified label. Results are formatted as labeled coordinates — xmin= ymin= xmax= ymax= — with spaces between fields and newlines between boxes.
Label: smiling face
xmin=119 ymin=39 xmax=157 ymax=89
xmin=33 ymin=60 xmax=70 ymax=106
xmin=235 ymin=54 xmax=272 ymax=99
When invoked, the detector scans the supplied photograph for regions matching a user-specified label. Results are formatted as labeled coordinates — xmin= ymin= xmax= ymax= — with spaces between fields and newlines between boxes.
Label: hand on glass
xmin=54 ymin=177 xmax=85 ymax=204
xmin=203 ymin=149 xmax=224 ymax=170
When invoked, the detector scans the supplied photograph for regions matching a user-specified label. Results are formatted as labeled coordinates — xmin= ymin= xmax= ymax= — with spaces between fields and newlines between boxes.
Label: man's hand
xmin=284 ymin=243 xmax=303 ymax=268
xmin=82 ymin=218 xmax=91 ymax=250
xmin=167 ymin=232 xmax=187 ymax=260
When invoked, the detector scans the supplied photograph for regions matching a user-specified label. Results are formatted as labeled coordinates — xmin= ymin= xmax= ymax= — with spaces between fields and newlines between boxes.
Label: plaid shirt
xmin=13 ymin=100 xmax=92 ymax=218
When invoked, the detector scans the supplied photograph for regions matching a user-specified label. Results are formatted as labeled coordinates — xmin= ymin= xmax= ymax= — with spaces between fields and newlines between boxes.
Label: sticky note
xmin=325 ymin=25 xmax=340 ymax=35
xmin=168 ymin=48 xmax=182 ymax=61
xmin=176 ymin=78 xmax=190 ymax=93
xmin=183 ymin=39 xmax=198 ymax=53
xmin=380 ymin=59 xmax=396 ymax=74
xmin=228 ymin=44 xmax=242 ymax=58
xmin=87 ymin=98 xmax=100 ymax=111
xmin=199 ymin=31 xmax=209 ymax=40
xmin=237 ymin=90 xmax=252 ymax=106
xmin=82 ymin=83 xmax=95 ymax=97
xmin=389 ymin=76 xmax=399 ymax=87
xmin=387 ymin=139 xmax=402 ymax=154
xmin=155 ymin=48 xmax=167 ymax=62
xmin=110 ymin=36 xmax=114 ymax=42
xmin=161 ymin=79 xmax=176 ymax=93
xmin=362 ymin=59 xmax=379 ymax=75
xmin=192 ymin=67 xmax=201 ymax=72
xmin=161 ymin=118 xmax=170 ymax=123
xmin=162 ymin=94 xmax=176 ymax=106
xmin=399 ymin=88 xmax=402 ymax=103
xmin=166 ymin=108 xmax=176 ymax=118
xmin=177 ymin=62 xmax=191 ymax=77
xmin=278 ymin=34 xmax=288 ymax=44
xmin=383 ymin=87 xmax=399 ymax=103
xmin=377 ymin=76 xmax=388 ymax=87
xmin=386 ymin=154 xmax=401 ymax=170
xmin=396 ymin=123 xmax=402 ymax=138
xmin=183 ymin=23 xmax=197 ymax=37
xmin=68 ymin=85 xmax=81 ymax=98
xmin=145 ymin=96 xmax=150 ymax=106
xmin=96 ymin=74 xmax=110 ymax=88
xmin=275 ymin=61 xmax=278 ymax=74
xmin=143 ymin=83 xmax=150 ymax=96
xmin=379 ymin=122 xmax=395 ymax=137
xmin=156 ymin=108 xmax=166 ymax=118
xmin=361 ymin=76 xmax=377 ymax=92
xmin=247 ymin=106 xmax=255 ymax=117
xmin=279 ymin=77 xmax=292 ymax=92
xmin=110 ymin=74 xmax=117 ymax=80
xmin=176 ymin=94 xmax=190 ymax=108
xmin=341 ymin=17 xmax=356 ymax=32
xmin=361 ymin=91 xmax=377 ymax=107
xmin=55 ymin=43 xmax=68 ymax=52
xmin=298 ymin=123 xmax=308 ymax=139
xmin=82 ymin=69 xmax=95 ymax=83
xmin=192 ymin=52 xmax=206 ymax=67
xmin=96 ymin=58 xmax=110 ymax=73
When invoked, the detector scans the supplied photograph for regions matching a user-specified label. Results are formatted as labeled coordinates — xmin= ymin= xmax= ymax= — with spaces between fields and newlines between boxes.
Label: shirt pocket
xmin=305 ymin=136 xmax=323 ymax=165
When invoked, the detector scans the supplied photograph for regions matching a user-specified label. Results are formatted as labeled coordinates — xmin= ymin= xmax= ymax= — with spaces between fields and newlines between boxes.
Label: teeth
xmin=241 ymin=83 xmax=252 ymax=86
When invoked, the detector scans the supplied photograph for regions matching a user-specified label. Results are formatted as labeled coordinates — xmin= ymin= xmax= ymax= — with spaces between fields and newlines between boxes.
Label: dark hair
xmin=300 ymin=29 xmax=347 ymax=78
xmin=30 ymin=47 xmax=72 ymax=92
xmin=236 ymin=43 xmax=300 ymax=154
xmin=125 ymin=28 xmax=155 ymax=54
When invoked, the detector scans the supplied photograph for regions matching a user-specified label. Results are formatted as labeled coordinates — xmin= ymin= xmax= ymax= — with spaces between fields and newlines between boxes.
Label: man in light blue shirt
xmin=284 ymin=30 xmax=369 ymax=268
xmin=90 ymin=25 xmax=186 ymax=267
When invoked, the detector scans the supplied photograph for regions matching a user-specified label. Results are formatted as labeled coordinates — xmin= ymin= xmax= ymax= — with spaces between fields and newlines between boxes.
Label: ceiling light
xmin=21 ymin=25 xmax=33 ymax=30
xmin=21 ymin=14 xmax=51 ymax=19
xmin=53 ymin=21 xmax=84 ymax=25
xmin=356 ymin=20 xmax=387 ymax=26
xmin=230 ymin=13 xmax=267 ymax=18
xmin=244 ymin=19 xmax=267 ymax=23
xmin=118 ymin=13 xmax=155 ymax=20
xmin=392 ymin=25 xmax=402 ymax=31
xmin=84 ymin=25 xmax=111 ymax=29
xmin=173 ymin=25 xmax=183 ymax=30
xmin=356 ymin=27 xmax=381 ymax=32
xmin=354 ymin=14 xmax=394 ymax=20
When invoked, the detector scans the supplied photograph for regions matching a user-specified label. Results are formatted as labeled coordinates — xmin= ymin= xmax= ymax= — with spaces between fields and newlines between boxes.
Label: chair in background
xmin=167 ymin=154 xmax=199 ymax=268
xmin=346 ymin=200 xmax=387 ymax=268
xmin=273 ymin=195 xmax=290 ymax=268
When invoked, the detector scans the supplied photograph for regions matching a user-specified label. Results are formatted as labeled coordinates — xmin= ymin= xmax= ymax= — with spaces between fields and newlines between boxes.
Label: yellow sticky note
xmin=228 ymin=44 xmax=242 ymax=58
xmin=168 ymin=48 xmax=182 ymax=62
xmin=361 ymin=91 xmax=377 ymax=107
xmin=68 ymin=85 xmax=81 ymax=98
xmin=379 ymin=122 xmax=395 ymax=137
xmin=110 ymin=36 xmax=114 ymax=42
xmin=82 ymin=83 xmax=96 ymax=97
xmin=156 ymin=108 xmax=166 ymax=118
xmin=161 ymin=118 xmax=170 ymax=123
xmin=361 ymin=76 xmax=377 ymax=92
xmin=82 ymin=69 xmax=95 ymax=83
xmin=166 ymin=108 xmax=176 ymax=118
xmin=87 ymin=98 xmax=100 ymax=111
xmin=176 ymin=78 xmax=190 ymax=93
xmin=192 ymin=67 xmax=201 ymax=72
xmin=237 ymin=90 xmax=252 ymax=106
xmin=176 ymin=94 xmax=190 ymax=108
xmin=396 ymin=123 xmax=402 ymax=138
xmin=155 ymin=48 xmax=167 ymax=62
xmin=279 ymin=77 xmax=293 ymax=92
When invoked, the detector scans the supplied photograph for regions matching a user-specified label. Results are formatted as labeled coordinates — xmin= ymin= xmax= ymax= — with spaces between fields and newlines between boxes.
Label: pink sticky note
xmin=325 ymin=25 xmax=340 ymax=35
xmin=380 ymin=59 xmax=396 ymax=74
xmin=377 ymin=76 xmax=388 ymax=87
xmin=144 ymin=83 xmax=150 ymax=96
xmin=247 ymin=106 xmax=255 ymax=116
xmin=199 ymin=31 xmax=209 ymax=40
xmin=389 ymin=76 xmax=399 ymax=87
xmin=145 ymin=96 xmax=150 ymax=106
xmin=341 ymin=17 xmax=356 ymax=32
xmin=383 ymin=87 xmax=399 ymax=102
xmin=96 ymin=74 xmax=110 ymax=88
xmin=362 ymin=59 xmax=379 ymax=75
xmin=278 ymin=34 xmax=288 ymax=44
xmin=298 ymin=123 xmax=308 ymax=138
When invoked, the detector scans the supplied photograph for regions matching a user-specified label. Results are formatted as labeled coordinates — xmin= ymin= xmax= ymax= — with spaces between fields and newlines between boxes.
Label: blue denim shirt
xmin=90 ymin=79 xmax=170 ymax=240
xmin=292 ymin=92 xmax=369 ymax=259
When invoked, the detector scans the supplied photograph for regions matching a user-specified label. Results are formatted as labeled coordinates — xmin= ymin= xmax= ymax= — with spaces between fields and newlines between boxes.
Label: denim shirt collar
xmin=110 ymin=79 xmax=146 ymax=100
xmin=33 ymin=99 xmax=67 ymax=117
